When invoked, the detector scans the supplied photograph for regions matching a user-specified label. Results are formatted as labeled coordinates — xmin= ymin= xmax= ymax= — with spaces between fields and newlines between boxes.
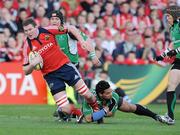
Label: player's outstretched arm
xmin=167 ymin=47 xmax=180 ymax=57
xmin=155 ymin=48 xmax=172 ymax=61
xmin=66 ymin=24 xmax=101 ymax=66
xmin=84 ymin=107 xmax=109 ymax=123
xmin=66 ymin=24 xmax=85 ymax=45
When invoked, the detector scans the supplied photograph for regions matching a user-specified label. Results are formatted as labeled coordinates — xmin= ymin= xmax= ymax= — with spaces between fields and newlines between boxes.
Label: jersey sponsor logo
xmin=74 ymin=74 xmax=79 ymax=80
xmin=45 ymin=35 xmax=50 ymax=40
xmin=49 ymin=83 xmax=54 ymax=89
xmin=38 ymin=42 xmax=53 ymax=54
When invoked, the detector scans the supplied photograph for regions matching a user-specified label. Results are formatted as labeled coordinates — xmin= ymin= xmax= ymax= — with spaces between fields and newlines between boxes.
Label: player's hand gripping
xmin=30 ymin=53 xmax=43 ymax=68
xmin=167 ymin=49 xmax=177 ymax=57
xmin=154 ymin=55 xmax=164 ymax=61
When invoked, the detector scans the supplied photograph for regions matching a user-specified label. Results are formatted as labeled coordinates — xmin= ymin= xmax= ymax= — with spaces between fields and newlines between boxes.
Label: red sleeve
xmin=44 ymin=26 xmax=68 ymax=35
xmin=22 ymin=40 xmax=29 ymax=66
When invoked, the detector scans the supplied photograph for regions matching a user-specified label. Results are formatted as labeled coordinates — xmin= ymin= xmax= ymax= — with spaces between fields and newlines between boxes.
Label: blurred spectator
xmin=136 ymin=36 xmax=156 ymax=61
xmin=16 ymin=31 xmax=25 ymax=50
xmin=150 ymin=9 xmax=161 ymax=23
xmin=153 ymin=19 xmax=165 ymax=42
xmin=91 ymin=70 xmax=117 ymax=90
xmin=132 ymin=33 xmax=143 ymax=48
xmin=40 ymin=17 xmax=49 ymax=27
xmin=144 ymin=26 xmax=153 ymax=37
xmin=0 ymin=30 xmax=10 ymax=62
xmin=26 ymin=0 xmax=36 ymax=17
xmin=105 ymin=16 xmax=118 ymax=37
xmin=112 ymin=28 xmax=137 ymax=58
xmin=34 ymin=5 xmax=46 ymax=26
xmin=0 ymin=8 xmax=18 ymax=36
xmin=80 ymin=0 xmax=93 ymax=13
xmin=98 ymin=29 xmax=116 ymax=55
xmin=134 ymin=5 xmax=151 ymax=29
xmin=3 ymin=28 xmax=12 ymax=43
xmin=84 ymin=12 xmax=96 ymax=37
xmin=129 ymin=0 xmax=139 ymax=16
xmin=77 ymin=15 xmax=88 ymax=34
xmin=125 ymin=51 xmax=146 ymax=65
xmin=91 ymin=3 xmax=101 ymax=19
xmin=6 ymin=36 xmax=22 ymax=61
xmin=93 ymin=17 xmax=105 ymax=37
xmin=16 ymin=8 xmax=28 ymax=31
xmin=91 ymin=70 xmax=131 ymax=103
xmin=154 ymin=39 xmax=164 ymax=56
xmin=103 ymin=54 xmax=114 ymax=71
xmin=114 ymin=54 xmax=125 ymax=65
xmin=3 ymin=0 xmax=18 ymax=21
xmin=114 ymin=2 xmax=134 ymax=31
xmin=101 ymin=1 xmax=115 ymax=18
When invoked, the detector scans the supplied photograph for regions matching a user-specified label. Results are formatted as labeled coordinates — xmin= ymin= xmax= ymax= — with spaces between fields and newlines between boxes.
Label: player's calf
xmin=75 ymin=80 xmax=99 ymax=112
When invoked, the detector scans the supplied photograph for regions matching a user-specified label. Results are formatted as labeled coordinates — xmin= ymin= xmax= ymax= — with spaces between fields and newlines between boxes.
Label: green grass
xmin=0 ymin=104 xmax=179 ymax=135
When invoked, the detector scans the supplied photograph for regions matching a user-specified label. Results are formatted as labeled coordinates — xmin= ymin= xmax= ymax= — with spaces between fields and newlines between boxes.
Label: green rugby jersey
xmin=82 ymin=90 xmax=120 ymax=116
xmin=170 ymin=21 xmax=180 ymax=59
xmin=55 ymin=31 xmax=88 ymax=64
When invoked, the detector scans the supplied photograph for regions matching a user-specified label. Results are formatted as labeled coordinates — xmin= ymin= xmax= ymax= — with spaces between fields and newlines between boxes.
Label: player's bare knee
xmin=167 ymin=83 xmax=178 ymax=91
xmin=129 ymin=104 xmax=136 ymax=112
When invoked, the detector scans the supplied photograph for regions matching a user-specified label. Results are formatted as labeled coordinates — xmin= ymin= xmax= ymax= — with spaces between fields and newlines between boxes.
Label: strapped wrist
xmin=102 ymin=108 xmax=108 ymax=114
xmin=89 ymin=51 xmax=96 ymax=59
xmin=161 ymin=48 xmax=171 ymax=57
xmin=175 ymin=47 xmax=180 ymax=54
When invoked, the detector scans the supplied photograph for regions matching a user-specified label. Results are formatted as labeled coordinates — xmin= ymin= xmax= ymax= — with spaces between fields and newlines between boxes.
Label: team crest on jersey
xmin=45 ymin=35 xmax=50 ymax=40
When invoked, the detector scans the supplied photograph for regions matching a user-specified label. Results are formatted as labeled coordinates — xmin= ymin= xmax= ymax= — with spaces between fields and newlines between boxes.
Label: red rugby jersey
xmin=23 ymin=27 xmax=69 ymax=75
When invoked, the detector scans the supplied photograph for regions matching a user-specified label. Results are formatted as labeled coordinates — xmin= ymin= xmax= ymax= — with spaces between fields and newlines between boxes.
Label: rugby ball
xmin=29 ymin=51 xmax=43 ymax=70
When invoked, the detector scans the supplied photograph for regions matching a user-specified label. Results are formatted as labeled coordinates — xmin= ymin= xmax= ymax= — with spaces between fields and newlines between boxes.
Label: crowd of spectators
xmin=0 ymin=0 xmax=179 ymax=78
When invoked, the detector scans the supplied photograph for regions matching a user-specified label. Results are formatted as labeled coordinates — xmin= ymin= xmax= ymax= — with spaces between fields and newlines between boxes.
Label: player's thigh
xmin=118 ymin=99 xmax=136 ymax=112
xmin=60 ymin=63 xmax=82 ymax=87
xmin=44 ymin=74 xmax=66 ymax=95
xmin=168 ymin=69 xmax=180 ymax=91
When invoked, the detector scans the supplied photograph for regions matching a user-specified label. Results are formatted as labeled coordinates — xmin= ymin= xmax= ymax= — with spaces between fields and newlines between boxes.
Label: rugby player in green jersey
xmin=155 ymin=5 xmax=180 ymax=125
xmin=82 ymin=80 xmax=165 ymax=124
xmin=48 ymin=10 xmax=100 ymax=68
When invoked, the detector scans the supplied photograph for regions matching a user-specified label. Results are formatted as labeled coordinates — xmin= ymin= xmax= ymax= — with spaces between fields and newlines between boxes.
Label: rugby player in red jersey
xmin=22 ymin=18 xmax=99 ymax=122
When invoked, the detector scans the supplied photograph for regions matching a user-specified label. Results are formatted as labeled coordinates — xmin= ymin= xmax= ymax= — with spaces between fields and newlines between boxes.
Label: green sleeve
xmin=80 ymin=31 xmax=88 ymax=41
xmin=108 ymin=92 xmax=120 ymax=114
xmin=82 ymin=99 xmax=93 ymax=116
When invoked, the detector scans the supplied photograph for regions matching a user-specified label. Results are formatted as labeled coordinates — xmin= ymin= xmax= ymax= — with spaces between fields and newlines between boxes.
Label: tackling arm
xmin=155 ymin=48 xmax=172 ymax=61
xmin=84 ymin=107 xmax=109 ymax=123
xmin=166 ymin=47 xmax=180 ymax=57
xmin=67 ymin=24 xmax=101 ymax=66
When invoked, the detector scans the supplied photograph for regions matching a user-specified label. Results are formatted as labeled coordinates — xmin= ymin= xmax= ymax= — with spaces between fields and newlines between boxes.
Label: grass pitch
xmin=0 ymin=104 xmax=179 ymax=135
